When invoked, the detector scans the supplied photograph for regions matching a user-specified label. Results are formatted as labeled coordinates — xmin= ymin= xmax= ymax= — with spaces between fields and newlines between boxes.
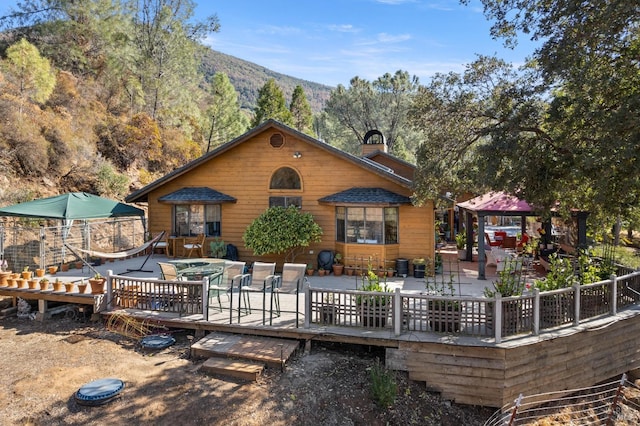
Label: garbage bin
xmin=396 ymin=258 xmax=409 ymax=278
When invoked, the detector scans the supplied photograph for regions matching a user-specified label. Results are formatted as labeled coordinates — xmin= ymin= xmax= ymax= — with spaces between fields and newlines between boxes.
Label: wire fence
xmin=0 ymin=217 xmax=146 ymax=272
xmin=484 ymin=373 xmax=640 ymax=425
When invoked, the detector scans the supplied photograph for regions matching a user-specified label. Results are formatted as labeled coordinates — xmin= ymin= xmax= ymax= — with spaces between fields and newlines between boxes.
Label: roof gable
xmin=126 ymin=120 xmax=412 ymax=203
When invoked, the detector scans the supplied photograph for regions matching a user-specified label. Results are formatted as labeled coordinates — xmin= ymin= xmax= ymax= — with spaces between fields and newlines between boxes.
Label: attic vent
xmin=270 ymin=133 xmax=285 ymax=148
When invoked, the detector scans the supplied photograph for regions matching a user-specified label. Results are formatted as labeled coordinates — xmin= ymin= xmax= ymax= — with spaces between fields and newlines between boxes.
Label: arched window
xmin=270 ymin=167 xmax=301 ymax=190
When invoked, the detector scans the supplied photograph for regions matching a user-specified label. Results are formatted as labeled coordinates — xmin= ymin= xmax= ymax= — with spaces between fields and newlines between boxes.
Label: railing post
xmin=202 ymin=278 xmax=208 ymax=321
xmin=508 ymin=394 xmax=523 ymax=426
xmin=304 ymin=285 xmax=311 ymax=328
xmin=39 ymin=226 xmax=46 ymax=269
xmin=394 ymin=288 xmax=401 ymax=336
xmin=533 ymin=288 xmax=540 ymax=335
xmin=106 ymin=269 xmax=113 ymax=310
xmin=611 ymin=274 xmax=618 ymax=315
xmin=573 ymin=283 xmax=581 ymax=325
xmin=606 ymin=373 xmax=627 ymax=426
xmin=494 ymin=294 xmax=502 ymax=344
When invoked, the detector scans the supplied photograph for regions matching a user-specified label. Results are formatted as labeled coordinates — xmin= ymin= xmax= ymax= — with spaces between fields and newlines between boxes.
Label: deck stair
xmin=193 ymin=332 xmax=300 ymax=380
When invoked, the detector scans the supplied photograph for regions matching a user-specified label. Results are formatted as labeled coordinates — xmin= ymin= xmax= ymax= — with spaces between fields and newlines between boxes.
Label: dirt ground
xmin=0 ymin=304 xmax=495 ymax=426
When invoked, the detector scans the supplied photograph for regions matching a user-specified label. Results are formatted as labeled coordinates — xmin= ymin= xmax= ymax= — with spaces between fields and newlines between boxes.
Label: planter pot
xmin=541 ymin=294 xmax=570 ymax=328
xmin=0 ymin=271 xmax=10 ymax=286
xmin=48 ymin=266 xmax=58 ymax=275
xmin=52 ymin=282 xmax=65 ymax=292
xmin=39 ymin=281 xmax=50 ymax=291
xmin=89 ymin=278 xmax=106 ymax=294
xmin=17 ymin=278 xmax=28 ymax=289
xmin=306 ymin=269 xmax=314 ymax=276
xmin=318 ymin=269 xmax=326 ymax=277
xmin=64 ymin=283 xmax=74 ymax=293
xmin=332 ymin=264 xmax=344 ymax=276
xmin=27 ymin=279 xmax=38 ymax=290
xmin=428 ymin=300 xmax=461 ymax=332
xmin=345 ymin=267 xmax=354 ymax=276
xmin=7 ymin=278 xmax=17 ymax=288
xmin=487 ymin=300 xmax=526 ymax=335
xmin=75 ymin=261 xmax=83 ymax=269
xmin=457 ymin=249 xmax=467 ymax=261
xmin=358 ymin=304 xmax=389 ymax=328
xmin=60 ymin=263 xmax=69 ymax=272
xmin=321 ymin=305 xmax=337 ymax=325
xmin=35 ymin=269 xmax=45 ymax=278
xmin=413 ymin=264 xmax=426 ymax=279
xmin=77 ymin=283 xmax=88 ymax=294
xmin=21 ymin=271 xmax=32 ymax=280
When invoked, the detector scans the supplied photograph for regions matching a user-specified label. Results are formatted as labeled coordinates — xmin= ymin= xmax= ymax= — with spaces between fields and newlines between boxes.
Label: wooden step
xmin=199 ymin=357 xmax=264 ymax=381
xmin=191 ymin=332 xmax=299 ymax=369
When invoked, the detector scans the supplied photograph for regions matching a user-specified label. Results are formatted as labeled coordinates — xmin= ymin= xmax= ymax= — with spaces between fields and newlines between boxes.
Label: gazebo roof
xmin=457 ymin=192 xmax=535 ymax=216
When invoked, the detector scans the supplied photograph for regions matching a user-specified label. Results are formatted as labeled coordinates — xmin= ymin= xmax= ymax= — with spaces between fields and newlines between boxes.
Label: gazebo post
xmin=478 ymin=214 xmax=486 ymax=280
xmin=465 ymin=211 xmax=474 ymax=261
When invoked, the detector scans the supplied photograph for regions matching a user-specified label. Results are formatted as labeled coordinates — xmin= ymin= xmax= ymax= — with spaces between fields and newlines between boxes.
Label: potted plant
xmin=77 ymin=279 xmax=88 ymax=294
xmin=484 ymin=261 xmax=525 ymax=335
xmin=356 ymin=265 xmax=390 ymax=328
xmin=64 ymin=282 xmax=75 ymax=292
xmin=39 ymin=277 xmax=50 ymax=291
xmin=455 ymin=232 xmax=467 ymax=260
xmin=434 ymin=252 xmax=443 ymax=275
xmin=209 ymin=238 xmax=227 ymax=258
xmin=48 ymin=265 xmax=58 ymax=275
xmin=35 ymin=267 xmax=45 ymax=278
xmin=306 ymin=263 xmax=314 ymax=276
xmin=425 ymin=273 xmax=462 ymax=332
xmin=21 ymin=266 xmax=32 ymax=280
xmin=321 ymin=294 xmax=338 ymax=325
xmin=52 ymin=278 xmax=64 ymax=292
xmin=332 ymin=253 xmax=344 ymax=276
xmin=89 ymin=273 xmax=106 ymax=294
xmin=412 ymin=258 xmax=426 ymax=278
xmin=27 ymin=277 xmax=38 ymax=289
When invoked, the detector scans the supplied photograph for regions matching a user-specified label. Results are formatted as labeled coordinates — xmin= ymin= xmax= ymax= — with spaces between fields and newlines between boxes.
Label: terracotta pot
xmin=47 ymin=266 xmax=58 ymax=275
xmin=21 ymin=271 xmax=32 ymax=280
xmin=89 ymin=278 xmax=106 ymax=294
xmin=53 ymin=282 xmax=65 ymax=292
xmin=0 ymin=271 xmax=10 ymax=286
xmin=28 ymin=279 xmax=38 ymax=289
xmin=17 ymin=278 xmax=28 ymax=289
xmin=64 ymin=283 xmax=74 ymax=292
xmin=35 ymin=269 xmax=45 ymax=278
xmin=77 ymin=284 xmax=88 ymax=294
xmin=7 ymin=278 xmax=17 ymax=288
xmin=60 ymin=264 xmax=69 ymax=272
xmin=39 ymin=280 xmax=50 ymax=291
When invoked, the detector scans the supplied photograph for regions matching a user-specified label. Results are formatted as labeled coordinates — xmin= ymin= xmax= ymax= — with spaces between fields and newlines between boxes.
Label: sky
xmin=0 ymin=0 xmax=539 ymax=88
xmin=199 ymin=0 xmax=538 ymax=87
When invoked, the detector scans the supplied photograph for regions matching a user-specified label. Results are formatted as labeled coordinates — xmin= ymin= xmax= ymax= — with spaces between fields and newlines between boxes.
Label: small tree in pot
xmin=455 ymin=232 xmax=467 ymax=260
xmin=243 ymin=206 xmax=323 ymax=263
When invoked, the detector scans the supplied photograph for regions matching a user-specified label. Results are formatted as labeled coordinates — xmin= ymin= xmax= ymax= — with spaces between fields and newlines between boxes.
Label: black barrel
xmin=395 ymin=258 xmax=409 ymax=277
xmin=317 ymin=250 xmax=334 ymax=271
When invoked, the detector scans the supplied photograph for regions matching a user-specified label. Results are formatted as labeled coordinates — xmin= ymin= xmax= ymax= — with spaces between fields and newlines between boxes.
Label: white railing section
xmin=101 ymin=268 xmax=640 ymax=342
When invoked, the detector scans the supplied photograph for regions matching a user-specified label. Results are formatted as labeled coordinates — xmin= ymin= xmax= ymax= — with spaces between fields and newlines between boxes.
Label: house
xmin=125 ymin=120 xmax=435 ymax=268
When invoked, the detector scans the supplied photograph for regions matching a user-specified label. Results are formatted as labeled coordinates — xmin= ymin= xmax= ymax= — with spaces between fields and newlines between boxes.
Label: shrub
xmin=369 ymin=360 xmax=397 ymax=408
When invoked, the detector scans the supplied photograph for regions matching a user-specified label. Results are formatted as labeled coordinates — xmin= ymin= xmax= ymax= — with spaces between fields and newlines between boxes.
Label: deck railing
xmin=305 ymin=270 xmax=640 ymax=342
xmin=103 ymin=269 xmax=640 ymax=343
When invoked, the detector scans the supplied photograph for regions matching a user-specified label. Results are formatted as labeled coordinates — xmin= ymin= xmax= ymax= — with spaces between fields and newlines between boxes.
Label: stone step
xmin=199 ymin=357 xmax=264 ymax=381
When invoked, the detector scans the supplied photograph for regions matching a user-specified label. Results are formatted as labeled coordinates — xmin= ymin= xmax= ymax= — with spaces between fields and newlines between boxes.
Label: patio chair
xmin=205 ymin=270 xmax=227 ymax=313
xmin=157 ymin=262 xmax=183 ymax=280
xmin=152 ymin=231 xmax=171 ymax=257
xmin=485 ymin=233 xmax=502 ymax=247
xmin=240 ymin=262 xmax=276 ymax=324
xmin=183 ymin=234 xmax=205 ymax=258
xmin=223 ymin=261 xmax=246 ymax=288
xmin=270 ymin=263 xmax=308 ymax=327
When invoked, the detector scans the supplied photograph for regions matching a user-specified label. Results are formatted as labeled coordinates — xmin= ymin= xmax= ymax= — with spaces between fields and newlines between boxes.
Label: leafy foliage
xmin=252 ymin=79 xmax=293 ymax=127
xmin=204 ymin=72 xmax=249 ymax=151
xmin=369 ymin=360 xmax=397 ymax=408
xmin=4 ymin=38 xmax=56 ymax=106
xmin=242 ymin=206 xmax=322 ymax=263
xmin=289 ymin=85 xmax=313 ymax=135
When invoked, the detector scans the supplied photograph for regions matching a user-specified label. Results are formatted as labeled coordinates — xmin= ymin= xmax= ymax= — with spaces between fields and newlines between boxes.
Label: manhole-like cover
xmin=140 ymin=334 xmax=175 ymax=349
xmin=75 ymin=378 xmax=125 ymax=406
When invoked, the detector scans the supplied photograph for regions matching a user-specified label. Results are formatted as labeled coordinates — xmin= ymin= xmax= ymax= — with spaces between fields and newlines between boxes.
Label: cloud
xmin=328 ymin=24 xmax=361 ymax=33
xmin=256 ymin=25 xmax=302 ymax=36
xmin=377 ymin=33 xmax=412 ymax=43
xmin=375 ymin=0 xmax=417 ymax=5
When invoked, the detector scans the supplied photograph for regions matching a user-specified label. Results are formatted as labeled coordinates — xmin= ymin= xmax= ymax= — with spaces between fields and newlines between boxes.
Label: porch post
xmin=478 ymin=214 xmax=486 ymax=280
xmin=304 ymin=285 xmax=311 ymax=328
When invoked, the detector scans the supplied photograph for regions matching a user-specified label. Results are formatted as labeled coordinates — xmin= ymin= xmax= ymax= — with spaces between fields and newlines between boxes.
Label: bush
xmin=369 ymin=360 xmax=397 ymax=408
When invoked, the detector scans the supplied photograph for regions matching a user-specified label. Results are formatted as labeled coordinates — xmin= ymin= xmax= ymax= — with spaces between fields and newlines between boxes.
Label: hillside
xmin=201 ymin=49 xmax=333 ymax=114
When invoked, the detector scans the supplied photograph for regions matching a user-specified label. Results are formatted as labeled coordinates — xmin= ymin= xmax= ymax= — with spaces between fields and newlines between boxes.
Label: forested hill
xmin=201 ymin=49 xmax=333 ymax=114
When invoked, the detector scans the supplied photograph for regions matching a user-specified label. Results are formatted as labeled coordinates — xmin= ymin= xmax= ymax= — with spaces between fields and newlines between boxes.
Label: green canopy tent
xmin=0 ymin=192 xmax=146 ymax=271
xmin=0 ymin=192 xmax=144 ymax=220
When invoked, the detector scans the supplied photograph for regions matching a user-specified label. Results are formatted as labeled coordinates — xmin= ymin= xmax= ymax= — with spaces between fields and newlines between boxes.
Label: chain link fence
xmin=0 ymin=217 xmax=146 ymax=272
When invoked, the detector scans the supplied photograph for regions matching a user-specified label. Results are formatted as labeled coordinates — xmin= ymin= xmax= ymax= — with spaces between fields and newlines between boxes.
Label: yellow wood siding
xmin=146 ymin=129 xmax=434 ymax=265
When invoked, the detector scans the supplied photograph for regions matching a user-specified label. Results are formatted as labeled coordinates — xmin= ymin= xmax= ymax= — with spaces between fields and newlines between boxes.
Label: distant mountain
xmin=200 ymin=49 xmax=333 ymax=114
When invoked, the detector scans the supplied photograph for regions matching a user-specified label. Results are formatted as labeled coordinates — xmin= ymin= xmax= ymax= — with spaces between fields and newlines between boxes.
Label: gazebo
xmin=457 ymin=191 xmax=588 ymax=279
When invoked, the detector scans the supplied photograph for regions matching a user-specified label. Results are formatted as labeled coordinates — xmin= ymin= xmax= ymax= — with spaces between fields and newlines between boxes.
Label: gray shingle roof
xmin=318 ymin=187 xmax=412 ymax=205
xmin=157 ymin=187 xmax=236 ymax=203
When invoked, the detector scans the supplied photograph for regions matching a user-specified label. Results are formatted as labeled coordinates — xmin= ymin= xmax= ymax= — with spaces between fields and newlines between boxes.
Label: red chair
xmin=517 ymin=233 xmax=529 ymax=249
xmin=485 ymin=233 xmax=502 ymax=247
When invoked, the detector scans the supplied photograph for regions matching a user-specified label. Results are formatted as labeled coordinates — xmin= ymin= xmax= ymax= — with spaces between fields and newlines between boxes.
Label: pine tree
xmin=205 ymin=72 xmax=249 ymax=151
xmin=252 ymin=78 xmax=293 ymax=127
xmin=289 ymin=85 xmax=313 ymax=135
xmin=4 ymin=38 xmax=56 ymax=109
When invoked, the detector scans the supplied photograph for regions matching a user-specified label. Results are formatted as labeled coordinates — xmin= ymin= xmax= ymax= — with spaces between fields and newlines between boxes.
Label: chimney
xmin=361 ymin=129 xmax=387 ymax=156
